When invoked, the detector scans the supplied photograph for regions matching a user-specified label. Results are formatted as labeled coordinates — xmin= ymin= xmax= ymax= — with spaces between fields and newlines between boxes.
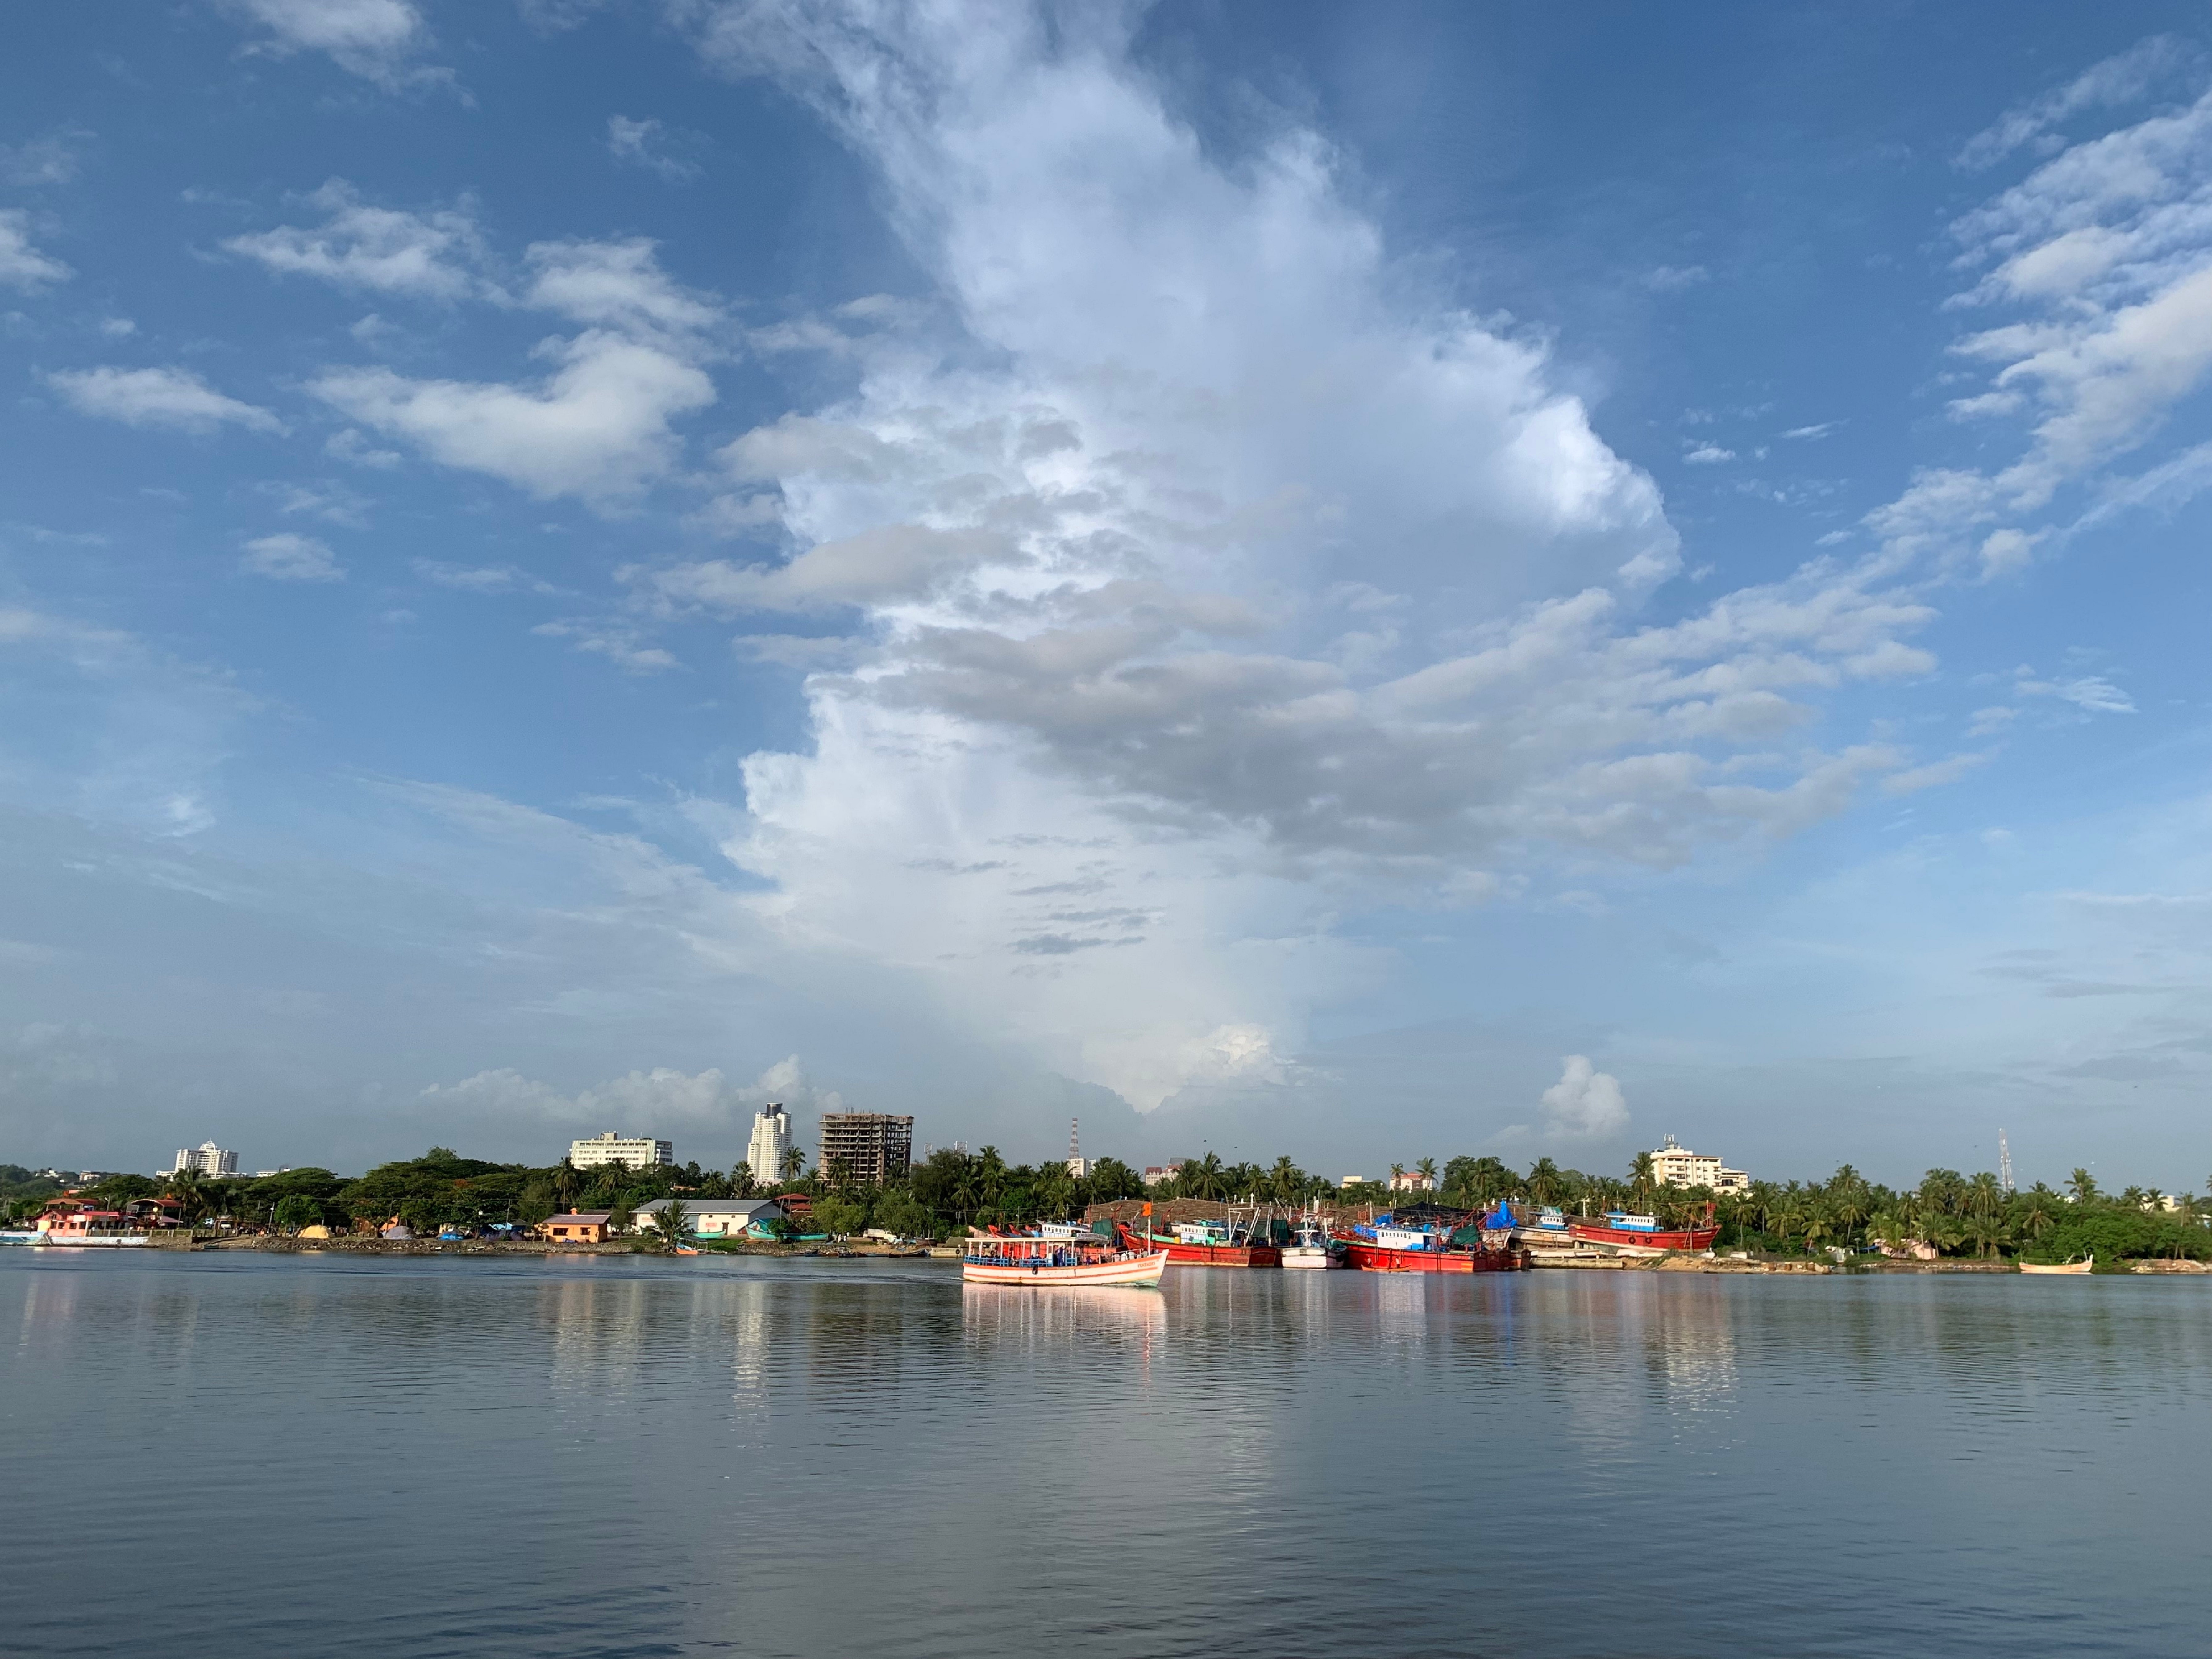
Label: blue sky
xmin=3 ymin=1 xmax=2208 ymax=1190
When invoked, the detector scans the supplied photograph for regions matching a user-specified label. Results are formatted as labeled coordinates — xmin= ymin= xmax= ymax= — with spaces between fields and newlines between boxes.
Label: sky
xmin=2 ymin=1 xmax=2208 ymax=1191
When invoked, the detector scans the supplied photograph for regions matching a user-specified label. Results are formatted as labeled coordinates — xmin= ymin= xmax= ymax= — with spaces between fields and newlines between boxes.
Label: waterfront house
xmin=540 ymin=1211 xmax=614 ymax=1243
xmin=772 ymin=1192 xmax=813 ymax=1219
xmin=40 ymin=1207 xmax=126 ymax=1238
xmin=634 ymin=1198 xmax=784 ymax=1239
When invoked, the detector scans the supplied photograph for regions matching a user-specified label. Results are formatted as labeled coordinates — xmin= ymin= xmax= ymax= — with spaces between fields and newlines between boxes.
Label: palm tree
xmin=652 ymin=1199 xmax=692 ymax=1253
xmin=1629 ymin=1152 xmax=1657 ymax=1211
xmin=552 ymin=1159 xmax=580 ymax=1211
xmin=1415 ymin=1157 xmax=1438 ymax=1194
xmin=781 ymin=1145 xmax=806 ymax=1187
xmin=2066 ymin=1167 xmax=2098 ymax=1204
xmin=731 ymin=1161 xmax=756 ymax=1199
xmin=1185 ymin=1152 xmax=1227 ymax=1201
xmin=1527 ymin=1158 xmax=1564 ymax=1207
xmin=2017 ymin=1184 xmax=2059 ymax=1239
xmin=1268 ymin=1156 xmax=1301 ymax=1205
xmin=1387 ymin=1162 xmax=1406 ymax=1193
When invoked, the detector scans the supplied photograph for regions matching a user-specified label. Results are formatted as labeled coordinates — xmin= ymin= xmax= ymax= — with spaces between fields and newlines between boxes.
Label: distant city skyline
xmin=2 ymin=4 xmax=2207 ymax=1191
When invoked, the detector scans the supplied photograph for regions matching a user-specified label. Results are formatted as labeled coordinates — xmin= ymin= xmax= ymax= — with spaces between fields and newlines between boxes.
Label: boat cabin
xmin=965 ymin=1228 xmax=1116 ymax=1266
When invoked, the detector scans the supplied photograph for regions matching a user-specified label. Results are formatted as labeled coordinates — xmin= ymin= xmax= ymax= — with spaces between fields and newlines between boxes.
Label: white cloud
xmin=1880 ymin=752 xmax=1988 ymax=796
xmin=1539 ymin=1054 xmax=1628 ymax=1138
xmin=1782 ymin=422 xmax=1838 ymax=440
xmin=0 ymin=211 xmax=71 ymax=289
xmin=295 ymin=236 xmax=723 ymax=502
xmin=0 ymin=132 xmax=88 ymax=187
xmin=223 ymin=0 xmax=449 ymax=92
xmin=626 ymin=3 xmax=1954 ymax=1112
xmin=224 ymin=180 xmax=486 ymax=299
xmin=530 ymin=618 xmax=678 ymax=672
xmin=608 ymin=115 xmax=702 ymax=182
xmin=521 ymin=237 xmax=721 ymax=335
xmin=47 ymin=366 xmax=283 ymax=434
xmin=2016 ymin=668 xmax=2136 ymax=714
xmin=1875 ymin=68 xmax=2212 ymax=571
xmin=240 ymin=532 xmax=345 ymax=582
xmin=1683 ymin=443 xmax=1734 ymax=464
xmin=1644 ymin=263 xmax=1709 ymax=292
xmin=412 ymin=559 xmax=552 ymax=594
xmin=310 ymin=331 xmax=714 ymax=500
xmin=1956 ymin=35 xmax=2195 ymax=169
xmin=418 ymin=1055 xmax=839 ymax=1130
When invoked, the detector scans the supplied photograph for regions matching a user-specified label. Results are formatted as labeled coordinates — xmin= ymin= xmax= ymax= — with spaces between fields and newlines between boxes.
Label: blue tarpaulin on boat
xmin=1482 ymin=1204 xmax=1516 ymax=1229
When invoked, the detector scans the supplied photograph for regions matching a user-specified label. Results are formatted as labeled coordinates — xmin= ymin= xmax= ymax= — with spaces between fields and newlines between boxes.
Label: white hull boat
xmin=963 ymin=1224 xmax=1170 ymax=1287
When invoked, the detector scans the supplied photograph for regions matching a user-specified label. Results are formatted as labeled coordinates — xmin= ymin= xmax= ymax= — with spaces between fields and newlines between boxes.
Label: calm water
xmin=2 ymin=1253 xmax=2205 ymax=1658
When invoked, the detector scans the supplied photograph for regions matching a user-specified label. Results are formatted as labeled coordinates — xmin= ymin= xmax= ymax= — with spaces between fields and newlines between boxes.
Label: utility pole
xmin=1998 ymin=1129 xmax=2014 ymax=1196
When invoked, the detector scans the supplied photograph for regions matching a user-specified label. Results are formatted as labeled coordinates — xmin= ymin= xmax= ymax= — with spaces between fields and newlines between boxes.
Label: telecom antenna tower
xmin=1998 ymin=1129 xmax=2015 ymax=1195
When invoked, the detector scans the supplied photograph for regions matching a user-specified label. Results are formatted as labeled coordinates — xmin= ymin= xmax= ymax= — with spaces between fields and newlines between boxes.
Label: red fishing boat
xmin=1334 ymin=1206 xmax=1528 ymax=1273
xmin=1567 ymin=1210 xmax=1718 ymax=1255
xmin=1115 ymin=1214 xmax=1282 ymax=1267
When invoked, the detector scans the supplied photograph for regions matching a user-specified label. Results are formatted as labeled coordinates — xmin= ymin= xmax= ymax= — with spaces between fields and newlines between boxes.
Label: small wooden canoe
xmin=2019 ymin=1256 xmax=2093 ymax=1274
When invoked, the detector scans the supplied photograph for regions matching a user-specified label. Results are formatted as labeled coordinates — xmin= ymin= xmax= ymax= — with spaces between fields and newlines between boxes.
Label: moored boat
xmin=1567 ymin=1210 xmax=1718 ymax=1255
xmin=2019 ymin=1256 xmax=2093 ymax=1275
xmin=966 ymin=1223 xmax=1170 ymax=1287
xmin=1335 ymin=1205 xmax=1527 ymax=1273
xmin=1115 ymin=1215 xmax=1282 ymax=1268
xmin=1281 ymin=1215 xmax=1344 ymax=1269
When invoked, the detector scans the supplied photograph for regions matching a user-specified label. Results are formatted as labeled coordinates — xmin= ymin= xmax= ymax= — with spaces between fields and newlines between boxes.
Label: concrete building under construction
xmin=817 ymin=1112 xmax=915 ymax=1185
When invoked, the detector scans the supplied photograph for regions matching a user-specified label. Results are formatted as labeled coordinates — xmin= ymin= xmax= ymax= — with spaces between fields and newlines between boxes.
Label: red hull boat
xmin=1115 ymin=1222 xmax=1281 ymax=1268
xmin=1567 ymin=1219 xmax=1719 ymax=1253
xmin=1340 ymin=1236 xmax=1526 ymax=1273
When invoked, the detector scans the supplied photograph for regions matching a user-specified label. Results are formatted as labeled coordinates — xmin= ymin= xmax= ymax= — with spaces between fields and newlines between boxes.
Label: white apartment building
xmin=746 ymin=1104 xmax=792 ymax=1182
xmin=1649 ymin=1136 xmax=1749 ymax=1195
xmin=169 ymin=1141 xmax=237 ymax=1177
xmin=568 ymin=1131 xmax=674 ymax=1171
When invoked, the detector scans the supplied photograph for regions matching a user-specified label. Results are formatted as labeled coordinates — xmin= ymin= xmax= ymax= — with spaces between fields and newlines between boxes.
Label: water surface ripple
xmin=3 ymin=1253 xmax=2203 ymax=1658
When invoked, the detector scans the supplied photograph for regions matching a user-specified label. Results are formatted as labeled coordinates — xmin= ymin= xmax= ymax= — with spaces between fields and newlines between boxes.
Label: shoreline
xmin=9 ymin=1235 xmax=2204 ymax=1273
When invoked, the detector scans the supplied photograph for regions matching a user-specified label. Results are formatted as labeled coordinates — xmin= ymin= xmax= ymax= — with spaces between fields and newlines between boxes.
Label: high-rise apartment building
xmin=746 ymin=1104 xmax=792 ymax=1183
xmin=169 ymin=1141 xmax=237 ymax=1177
xmin=568 ymin=1131 xmax=674 ymax=1170
xmin=817 ymin=1112 xmax=914 ymax=1185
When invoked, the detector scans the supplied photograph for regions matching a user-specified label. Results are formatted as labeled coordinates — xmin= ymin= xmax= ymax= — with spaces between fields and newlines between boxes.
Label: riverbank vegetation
xmin=7 ymin=1149 xmax=2206 ymax=1265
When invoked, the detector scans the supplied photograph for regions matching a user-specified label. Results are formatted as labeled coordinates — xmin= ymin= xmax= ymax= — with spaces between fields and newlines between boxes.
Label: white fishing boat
xmin=2019 ymin=1256 xmax=2094 ymax=1275
xmin=1281 ymin=1214 xmax=1343 ymax=1269
xmin=963 ymin=1224 xmax=1170 ymax=1287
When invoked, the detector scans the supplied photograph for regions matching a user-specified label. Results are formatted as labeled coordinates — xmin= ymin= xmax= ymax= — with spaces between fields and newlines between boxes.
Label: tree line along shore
xmin=5 ymin=1147 xmax=2208 ymax=1267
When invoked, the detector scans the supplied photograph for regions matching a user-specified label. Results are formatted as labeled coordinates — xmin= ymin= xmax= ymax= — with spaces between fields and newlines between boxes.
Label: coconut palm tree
xmin=1415 ymin=1157 xmax=1439 ymax=1193
xmin=781 ymin=1145 xmax=806 ymax=1187
xmin=652 ymin=1199 xmax=692 ymax=1253
xmin=2017 ymin=1184 xmax=2059 ymax=1239
xmin=731 ymin=1161 xmax=756 ymax=1199
xmin=1184 ymin=1152 xmax=1227 ymax=1201
xmin=2066 ymin=1167 xmax=2099 ymax=1204
xmin=1269 ymin=1156 xmax=1301 ymax=1205
xmin=1525 ymin=1158 xmax=1564 ymax=1207
xmin=1629 ymin=1152 xmax=1657 ymax=1211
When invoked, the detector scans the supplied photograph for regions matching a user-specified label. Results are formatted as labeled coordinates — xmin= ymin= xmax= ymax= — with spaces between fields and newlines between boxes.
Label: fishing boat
xmin=1281 ymin=1215 xmax=1344 ymax=1269
xmin=1335 ymin=1206 xmax=1527 ymax=1273
xmin=1567 ymin=1209 xmax=1718 ymax=1255
xmin=965 ymin=1223 xmax=1170 ymax=1287
xmin=2019 ymin=1256 xmax=2093 ymax=1275
xmin=1115 ymin=1213 xmax=1282 ymax=1267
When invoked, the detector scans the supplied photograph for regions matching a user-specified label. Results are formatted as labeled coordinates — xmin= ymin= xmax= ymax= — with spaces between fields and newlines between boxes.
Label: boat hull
xmin=963 ymin=1250 xmax=1170 ymax=1287
xmin=1281 ymin=1245 xmax=1342 ymax=1270
xmin=1566 ymin=1222 xmax=1718 ymax=1254
xmin=1341 ymin=1237 xmax=1526 ymax=1273
xmin=2019 ymin=1258 xmax=2093 ymax=1275
xmin=1115 ymin=1225 xmax=1280 ymax=1267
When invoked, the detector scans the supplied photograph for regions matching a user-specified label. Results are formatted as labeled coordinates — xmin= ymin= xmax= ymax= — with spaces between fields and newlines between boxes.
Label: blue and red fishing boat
xmin=1334 ymin=1205 xmax=1528 ymax=1273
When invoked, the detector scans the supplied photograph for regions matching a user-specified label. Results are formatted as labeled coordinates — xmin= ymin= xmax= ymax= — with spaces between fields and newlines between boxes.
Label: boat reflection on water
xmin=962 ymin=1281 xmax=1166 ymax=1374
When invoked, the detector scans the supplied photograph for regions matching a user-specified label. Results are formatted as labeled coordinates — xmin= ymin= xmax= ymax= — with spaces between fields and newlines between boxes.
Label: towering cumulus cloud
xmin=652 ymin=2 xmax=1934 ymax=1110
